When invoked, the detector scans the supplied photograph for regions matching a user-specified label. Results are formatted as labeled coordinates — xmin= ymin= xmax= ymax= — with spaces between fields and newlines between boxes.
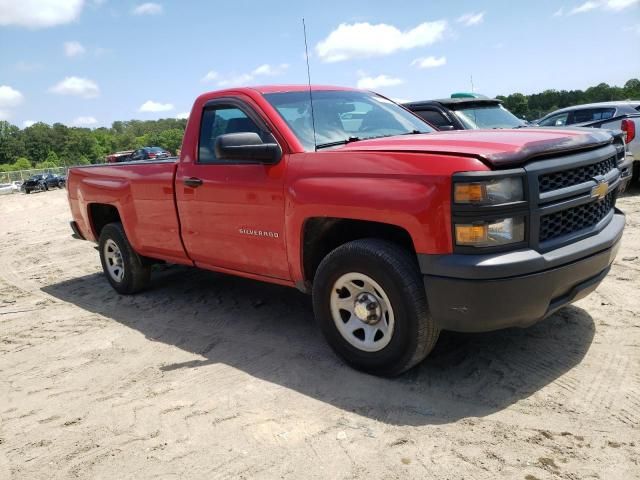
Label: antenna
xmin=302 ymin=18 xmax=318 ymax=151
xmin=470 ymin=74 xmax=475 ymax=93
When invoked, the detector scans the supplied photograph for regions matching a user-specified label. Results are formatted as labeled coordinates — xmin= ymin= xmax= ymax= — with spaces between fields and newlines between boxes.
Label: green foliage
xmin=0 ymin=116 xmax=187 ymax=167
xmin=497 ymin=78 xmax=640 ymax=120
xmin=12 ymin=157 xmax=33 ymax=171
xmin=34 ymin=161 xmax=58 ymax=169
xmin=45 ymin=150 xmax=60 ymax=166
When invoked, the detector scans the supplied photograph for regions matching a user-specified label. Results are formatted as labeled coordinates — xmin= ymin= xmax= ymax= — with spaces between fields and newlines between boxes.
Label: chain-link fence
xmin=0 ymin=167 xmax=69 ymax=185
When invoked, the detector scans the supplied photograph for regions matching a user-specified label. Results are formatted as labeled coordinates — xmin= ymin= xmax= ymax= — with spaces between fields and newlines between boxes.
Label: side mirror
xmin=215 ymin=132 xmax=281 ymax=164
xmin=438 ymin=125 xmax=456 ymax=131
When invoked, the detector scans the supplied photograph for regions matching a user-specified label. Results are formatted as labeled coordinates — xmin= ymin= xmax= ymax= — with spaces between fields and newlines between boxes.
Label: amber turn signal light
xmin=455 ymin=224 xmax=489 ymax=245
xmin=454 ymin=183 xmax=486 ymax=203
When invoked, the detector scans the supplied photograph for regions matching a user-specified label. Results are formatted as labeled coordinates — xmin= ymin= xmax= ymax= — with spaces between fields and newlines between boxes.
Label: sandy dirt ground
xmin=0 ymin=187 xmax=638 ymax=480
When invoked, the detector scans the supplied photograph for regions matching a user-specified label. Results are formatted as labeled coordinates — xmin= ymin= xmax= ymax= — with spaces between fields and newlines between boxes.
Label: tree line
xmin=0 ymin=118 xmax=187 ymax=172
xmin=497 ymin=78 xmax=640 ymax=121
xmin=1 ymin=78 xmax=639 ymax=172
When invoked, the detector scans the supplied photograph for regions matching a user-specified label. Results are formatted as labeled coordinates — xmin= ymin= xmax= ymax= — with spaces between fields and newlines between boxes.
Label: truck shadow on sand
xmin=42 ymin=265 xmax=595 ymax=426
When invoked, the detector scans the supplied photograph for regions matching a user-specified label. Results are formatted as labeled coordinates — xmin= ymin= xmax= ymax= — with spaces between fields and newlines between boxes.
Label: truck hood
xmin=339 ymin=127 xmax=615 ymax=168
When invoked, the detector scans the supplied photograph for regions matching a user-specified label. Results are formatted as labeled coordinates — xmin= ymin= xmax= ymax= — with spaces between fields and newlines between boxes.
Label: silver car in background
xmin=535 ymin=101 xmax=639 ymax=181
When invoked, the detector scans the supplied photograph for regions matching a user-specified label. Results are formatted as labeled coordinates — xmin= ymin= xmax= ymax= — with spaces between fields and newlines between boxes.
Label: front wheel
xmin=312 ymin=239 xmax=439 ymax=376
xmin=98 ymin=222 xmax=151 ymax=294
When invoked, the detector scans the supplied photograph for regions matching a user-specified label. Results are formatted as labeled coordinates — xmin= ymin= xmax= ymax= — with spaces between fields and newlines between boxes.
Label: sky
xmin=0 ymin=0 xmax=639 ymax=128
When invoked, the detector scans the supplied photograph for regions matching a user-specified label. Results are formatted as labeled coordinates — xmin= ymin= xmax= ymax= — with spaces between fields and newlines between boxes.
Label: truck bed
xmin=67 ymin=160 xmax=191 ymax=265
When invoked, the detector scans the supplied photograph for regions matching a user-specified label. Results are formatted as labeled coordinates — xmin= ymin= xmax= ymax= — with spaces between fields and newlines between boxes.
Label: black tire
xmin=98 ymin=222 xmax=151 ymax=294
xmin=25 ymin=189 xmax=31 ymax=194
xmin=632 ymin=161 xmax=639 ymax=184
xmin=312 ymin=239 xmax=439 ymax=376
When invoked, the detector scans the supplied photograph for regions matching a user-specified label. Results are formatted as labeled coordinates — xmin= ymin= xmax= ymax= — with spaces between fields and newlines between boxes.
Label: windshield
xmin=263 ymin=90 xmax=434 ymax=150
xmin=452 ymin=104 xmax=524 ymax=129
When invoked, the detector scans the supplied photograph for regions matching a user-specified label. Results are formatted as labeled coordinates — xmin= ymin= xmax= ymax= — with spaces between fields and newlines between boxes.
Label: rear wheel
xmin=98 ymin=222 xmax=151 ymax=294
xmin=312 ymin=239 xmax=439 ymax=376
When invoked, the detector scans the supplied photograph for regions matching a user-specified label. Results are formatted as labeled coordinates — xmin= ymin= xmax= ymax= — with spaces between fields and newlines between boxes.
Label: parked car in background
xmin=0 ymin=183 xmax=15 ymax=195
xmin=0 ymin=181 xmax=23 ymax=194
xmin=533 ymin=101 xmax=639 ymax=181
xmin=404 ymin=94 xmax=526 ymax=130
xmin=130 ymin=146 xmax=171 ymax=161
xmin=22 ymin=174 xmax=48 ymax=194
xmin=105 ymin=150 xmax=134 ymax=163
xmin=21 ymin=174 xmax=65 ymax=194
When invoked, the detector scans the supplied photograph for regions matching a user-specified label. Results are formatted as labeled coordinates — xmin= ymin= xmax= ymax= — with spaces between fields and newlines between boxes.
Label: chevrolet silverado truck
xmin=67 ymin=85 xmax=626 ymax=376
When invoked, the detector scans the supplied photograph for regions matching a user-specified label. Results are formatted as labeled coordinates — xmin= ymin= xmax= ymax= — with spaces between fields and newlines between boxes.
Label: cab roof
xmin=246 ymin=85 xmax=359 ymax=94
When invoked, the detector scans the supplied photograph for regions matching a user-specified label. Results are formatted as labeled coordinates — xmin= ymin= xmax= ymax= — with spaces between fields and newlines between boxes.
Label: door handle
xmin=183 ymin=177 xmax=203 ymax=188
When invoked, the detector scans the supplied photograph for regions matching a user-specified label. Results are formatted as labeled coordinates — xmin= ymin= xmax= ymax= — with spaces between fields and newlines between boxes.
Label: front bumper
xmin=419 ymin=211 xmax=625 ymax=332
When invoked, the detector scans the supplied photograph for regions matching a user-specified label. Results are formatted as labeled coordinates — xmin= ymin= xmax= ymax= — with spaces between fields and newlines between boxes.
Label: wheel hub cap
xmin=354 ymin=293 xmax=381 ymax=324
xmin=329 ymin=272 xmax=395 ymax=353
xmin=104 ymin=239 xmax=125 ymax=282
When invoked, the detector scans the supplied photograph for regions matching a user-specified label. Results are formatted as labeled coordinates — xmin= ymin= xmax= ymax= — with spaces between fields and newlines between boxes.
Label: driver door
xmin=175 ymin=99 xmax=289 ymax=280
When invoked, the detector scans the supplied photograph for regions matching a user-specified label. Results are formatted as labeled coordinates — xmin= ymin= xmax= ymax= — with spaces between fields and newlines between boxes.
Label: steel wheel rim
xmin=104 ymin=239 xmax=125 ymax=282
xmin=330 ymin=272 xmax=395 ymax=352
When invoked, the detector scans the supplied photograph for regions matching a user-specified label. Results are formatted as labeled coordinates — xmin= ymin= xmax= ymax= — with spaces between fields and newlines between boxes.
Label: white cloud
xmin=606 ymin=0 xmax=639 ymax=10
xmin=201 ymin=70 xmax=219 ymax=82
xmin=315 ymin=20 xmax=448 ymax=62
xmin=251 ymin=63 xmax=289 ymax=76
xmin=553 ymin=7 xmax=565 ymax=16
xmin=139 ymin=100 xmax=174 ymax=112
xmin=0 ymin=85 xmax=24 ymax=108
xmin=0 ymin=0 xmax=84 ymax=28
xmin=132 ymin=2 xmax=163 ymax=15
xmin=217 ymin=74 xmax=254 ymax=87
xmin=457 ymin=12 xmax=485 ymax=26
xmin=23 ymin=120 xmax=36 ymax=127
xmin=175 ymin=112 xmax=189 ymax=119
xmin=357 ymin=74 xmax=404 ymax=90
xmin=73 ymin=116 xmax=97 ymax=126
xmin=49 ymin=76 xmax=100 ymax=98
xmin=568 ymin=0 xmax=638 ymax=14
xmin=0 ymin=85 xmax=23 ymax=121
xmin=570 ymin=1 xmax=600 ymax=13
xmin=216 ymin=63 xmax=289 ymax=87
xmin=64 ymin=41 xmax=86 ymax=57
xmin=411 ymin=55 xmax=447 ymax=69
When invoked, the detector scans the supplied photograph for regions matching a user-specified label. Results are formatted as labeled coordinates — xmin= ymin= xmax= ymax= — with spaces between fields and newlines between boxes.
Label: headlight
xmin=454 ymin=177 xmax=523 ymax=205
xmin=455 ymin=217 xmax=525 ymax=247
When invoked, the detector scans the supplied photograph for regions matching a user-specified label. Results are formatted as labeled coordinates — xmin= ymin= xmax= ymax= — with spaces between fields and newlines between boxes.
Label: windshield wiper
xmin=316 ymin=130 xmax=425 ymax=149
xmin=316 ymin=136 xmax=361 ymax=150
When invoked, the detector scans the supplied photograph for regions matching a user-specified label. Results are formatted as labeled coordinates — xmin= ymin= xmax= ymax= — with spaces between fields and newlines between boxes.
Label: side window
xmin=415 ymin=109 xmax=452 ymax=128
xmin=539 ymin=112 xmax=569 ymax=127
xmin=592 ymin=108 xmax=615 ymax=121
xmin=198 ymin=105 xmax=264 ymax=163
xmin=131 ymin=149 xmax=141 ymax=160
xmin=572 ymin=109 xmax=597 ymax=123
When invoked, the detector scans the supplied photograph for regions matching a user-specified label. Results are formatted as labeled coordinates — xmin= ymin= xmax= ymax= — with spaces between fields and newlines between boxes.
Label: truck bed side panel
xmin=67 ymin=162 xmax=191 ymax=264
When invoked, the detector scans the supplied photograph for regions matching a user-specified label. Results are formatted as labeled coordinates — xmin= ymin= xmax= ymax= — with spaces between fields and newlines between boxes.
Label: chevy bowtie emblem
xmin=591 ymin=180 xmax=609 ymax=201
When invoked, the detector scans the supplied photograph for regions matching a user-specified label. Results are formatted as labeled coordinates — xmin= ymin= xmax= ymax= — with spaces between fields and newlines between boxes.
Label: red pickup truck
xmin=67 ymin=85 xmax=626 ymax=376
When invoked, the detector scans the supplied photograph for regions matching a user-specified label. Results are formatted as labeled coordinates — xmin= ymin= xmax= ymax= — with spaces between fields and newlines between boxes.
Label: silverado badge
xmin=591 ymin=180 xmax=608 ymax=201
